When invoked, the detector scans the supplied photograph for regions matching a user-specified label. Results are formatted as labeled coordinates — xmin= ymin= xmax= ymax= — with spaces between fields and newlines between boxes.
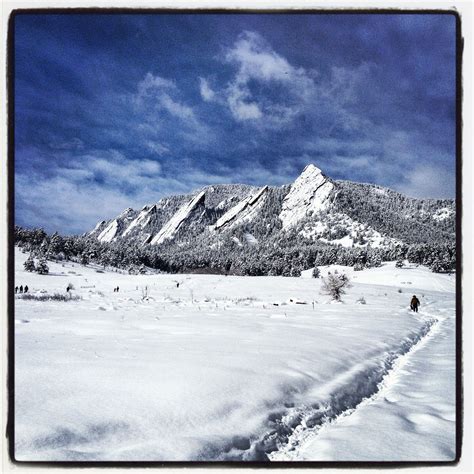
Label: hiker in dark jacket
xmin=24 ymin=285 xmax=29 ymax=293
xmin=15 ymin=286 xmax=18 ymax=294
xmin=19 ymin=285 xmax=23 ymax=294
xmin=410 ymin=295 xmax=420 ymax=312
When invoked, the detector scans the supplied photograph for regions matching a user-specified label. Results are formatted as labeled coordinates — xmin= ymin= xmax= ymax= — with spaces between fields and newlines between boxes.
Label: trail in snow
xmin=228 ymin=315 xmax=438 ymax=460
xmin=269 ymin=302 xmax=455 ymax=461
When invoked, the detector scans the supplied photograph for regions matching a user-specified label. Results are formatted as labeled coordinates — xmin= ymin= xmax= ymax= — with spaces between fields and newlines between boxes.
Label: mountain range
xmin=88 ymin=164 xmax=455 ymax=252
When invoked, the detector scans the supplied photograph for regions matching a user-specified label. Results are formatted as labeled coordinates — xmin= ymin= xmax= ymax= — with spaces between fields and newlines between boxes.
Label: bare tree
xmin=320 ymin=271 xmax=352 ymax=301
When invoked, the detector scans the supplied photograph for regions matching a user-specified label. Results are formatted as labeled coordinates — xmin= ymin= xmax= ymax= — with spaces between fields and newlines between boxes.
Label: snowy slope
xmin=122 ymin=204 xmax=157 ymax=237
xmin=97 ymin=220 xmax=118 ymax=243
xmin=279 ymin=164 xmax=334 ymax=230
xmin=300 ymin=211 xmax=401 ymax=248
xmin=97 ymin=208 xmax=137 ymax=243
xmin=212 ymin=186 xmax=268 ymax=230
xmin=150 ymin=191 xmax=206 ymax=245
xmin=88 ymin=220 xmax=107 ymax=237
xmin=14 ymin=248 xmax=456 ymax=461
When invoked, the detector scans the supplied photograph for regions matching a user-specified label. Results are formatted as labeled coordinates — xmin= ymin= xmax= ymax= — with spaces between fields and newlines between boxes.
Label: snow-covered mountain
xmin=212 ymin=186 xmax=268 ymax=231
xmin=279 ymin=164 xmax=334 ymax=229
xmin=88 ymin=164 xmax=455 ymax=250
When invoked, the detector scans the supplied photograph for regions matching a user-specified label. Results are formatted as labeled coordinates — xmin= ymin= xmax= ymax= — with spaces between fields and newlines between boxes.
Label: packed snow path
xmin=14 ymin=249 xmax=456 ymax=461
xmin=270 ymin=302 xmax=456 ymax=461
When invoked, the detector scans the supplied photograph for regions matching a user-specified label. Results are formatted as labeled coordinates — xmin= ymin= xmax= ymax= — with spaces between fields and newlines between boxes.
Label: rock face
xmin=97 ymin=208 xmax=137 ymax=243
xmin=122 ymin=205 xmax=158 ymax=237
xmin=279 ymin=164 xmax=334 ymax=230
xmin=150 ymin=191 xmax=206 ymax=245
xmin=213 ymin=186 xmax=268 ymax=231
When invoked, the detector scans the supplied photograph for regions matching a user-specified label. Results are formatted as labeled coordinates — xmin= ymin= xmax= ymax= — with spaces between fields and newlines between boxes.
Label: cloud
xmin=198 ymin=31 xmax=316 ymax=126
xmin=224 ymin=31 xmax=311 ymax=89
xmin=146 ymin=141 xmax=170 ymax=156
xmin=200 ymin=31 xmax=377 ymax=133
xmin=15 ymin=149 xmax=188 ymax=234
xmin=226 ymin=82 xmax=263 ymax=120
xmin=199 ymin=77 xmax=216 ymax=102
xmin=65 ymin=150 xmax=163 ymax=189
xmin=48 ymin=137 xmax=84 ymax=151
xmin=396 ymin=165 xmax=455 ymax=199
xmin=134 ymin=72 xmax=212 ymax=147
xmin=135 ymin=72 xmax=201 ymax=127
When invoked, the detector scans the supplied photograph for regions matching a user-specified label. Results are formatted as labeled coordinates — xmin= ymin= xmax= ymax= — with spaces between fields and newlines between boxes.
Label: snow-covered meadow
xmin=14 ymin=248 xmax=456 ymax=461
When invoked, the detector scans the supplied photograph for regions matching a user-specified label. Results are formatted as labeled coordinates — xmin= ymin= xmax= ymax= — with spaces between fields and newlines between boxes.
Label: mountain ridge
xmin=88 ymin=163 xmax=454 ymax=252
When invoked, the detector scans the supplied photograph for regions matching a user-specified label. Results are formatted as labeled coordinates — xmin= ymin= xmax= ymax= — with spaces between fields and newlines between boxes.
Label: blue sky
xmin=14 ymin=13 xmax=457 ymax=234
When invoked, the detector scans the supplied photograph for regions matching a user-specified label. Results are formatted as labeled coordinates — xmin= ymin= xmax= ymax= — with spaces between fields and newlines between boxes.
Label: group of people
xmin=15 ymin=285 xmax=29 ymax=294
xmin=113 ymin=286 xmax=120 ymax=292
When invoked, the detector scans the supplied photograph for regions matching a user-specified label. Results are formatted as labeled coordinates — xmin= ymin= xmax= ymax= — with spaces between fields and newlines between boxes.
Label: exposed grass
xmin=16 ymin=293 xmax=81 ymax=302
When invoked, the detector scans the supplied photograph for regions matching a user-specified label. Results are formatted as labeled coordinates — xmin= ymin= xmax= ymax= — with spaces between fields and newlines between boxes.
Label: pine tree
xmin=23 ymin=255 xmax=36 ymax=272
xmin=80 ymin=252 xmax=89 ymax=266
xmin=36 ymin=257 xmax=49 ymax=275
xmin=49 ymin=232 xmax=63 ymax=258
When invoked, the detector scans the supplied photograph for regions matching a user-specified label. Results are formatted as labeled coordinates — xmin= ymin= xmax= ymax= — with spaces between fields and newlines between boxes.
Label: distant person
xmin=410 ymin=295 xmax=420 ymax=312
xmin=66 ymin=285 xmax=70 ymax=292
xmin=116 ymin=286 xmax=119 ymax=292
xmin=24 ymin=285 xmax=29 ymax=293
xmin=19 ymin=285 xmax=23 ymax=294
xmin=113 ymin=287 xmax=116 ymax=293
xmin=177 ymin=282 xmax=179 ymax=288
xmin=15 ymin=286 xmax=18 ymax=294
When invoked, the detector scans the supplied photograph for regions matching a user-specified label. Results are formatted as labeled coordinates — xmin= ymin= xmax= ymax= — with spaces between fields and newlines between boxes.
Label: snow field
xmin=14 ymin=248 xmax=456 ymax=461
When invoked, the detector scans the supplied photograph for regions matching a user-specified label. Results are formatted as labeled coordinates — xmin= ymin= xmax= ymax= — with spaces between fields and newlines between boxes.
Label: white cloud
xmin=15 ymin=151 xmax=188 ymax=234
xmin=137 ymin=73 xmax=175 ymax=98
xmin=199 ymin=77 xmax=216 ymax=102
xmin=199 ymin=31 xmax=378 ymax=134
xmin=225 ymin=31 xmax=310 ymax=89
xmin=135 ymin=72 xmax=212 ymax=147
xmin=135 ymin=72 xmax=201 ymax=127
xmin=146 ymin=141 xmax=170 ymax=156
xmin=219 ymin=31 xmax=315 ymax=125
xmin=226 ymin=82 xmax=263 ymax=120
xmin=396 ymin=165 xmax=455 ymax=199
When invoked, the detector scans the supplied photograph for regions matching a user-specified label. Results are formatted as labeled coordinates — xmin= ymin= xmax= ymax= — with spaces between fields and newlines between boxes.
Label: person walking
xmin=24 ymin=285 xmax=29 ymax=293
xmin=410 ymin=295 xmax=420 ymax=312
xmin=15 ymin=286 xmax=18 ymax=294
xmin=19 ymin=285 xmax=23 ymax=293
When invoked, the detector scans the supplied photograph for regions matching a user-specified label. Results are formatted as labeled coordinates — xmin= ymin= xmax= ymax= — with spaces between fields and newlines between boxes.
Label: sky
xmin=13 ymin=12 xmax=457 ymax=234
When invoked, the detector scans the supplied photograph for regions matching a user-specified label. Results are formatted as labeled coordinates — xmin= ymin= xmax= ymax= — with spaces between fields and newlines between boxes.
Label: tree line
xmin=14 ymin=225 xmax=456 ymax=276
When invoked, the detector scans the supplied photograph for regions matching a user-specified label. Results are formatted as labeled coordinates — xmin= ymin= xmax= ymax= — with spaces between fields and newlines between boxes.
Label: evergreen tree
xmin=23 ymin=255 xmax=36 ymax=272
xmin=36 ymin=258 xmax=49 ymax=275
xmin=80 ymin=252 xmax=90 ymax=266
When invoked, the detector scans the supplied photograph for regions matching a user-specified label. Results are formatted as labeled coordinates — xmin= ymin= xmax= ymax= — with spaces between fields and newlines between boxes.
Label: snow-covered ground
xmin=14 ymin=248 xmax=456 ymax=461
